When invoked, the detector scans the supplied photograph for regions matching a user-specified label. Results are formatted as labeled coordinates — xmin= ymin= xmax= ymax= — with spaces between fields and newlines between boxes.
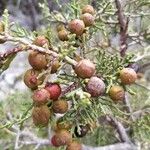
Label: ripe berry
xmin=66 ymin=141 xmax=82 ymax=150
xmin=56 ymin=118 xmax=72 ymax=130
xmin=58 ymin=30 xmax=68 ymax=41
xmin=52 ymin=100 xmax=68 ymax=114
xmin=86 ymin=76 xmax=105 ymax=97
xmin=24 ymin=69 xmax=44 ymax=90
xmin=74 ymin=125 xmax=89 ymax=138
xmin=32 ymin=88 xmax=50 ymax=105
xmin=45 ymin=83 xmax=61 ymax=100
xmin=109 ymin=85 xmax=125 ymax=101
xmin=51 ymin=60 xmax=60 ymax=73
xmin=82 ymin=5 xmax=95 ymax=15
xmin=74 ymin=59 xmax=95 ymax=78
xmin=68 ymin=19 xmax=85 ymax=36
xmin=120 ymin=68 xmax=137 ymax=84
xmin=80 ymin=13 xmax=95 ymax=27
xmin=32 ymin=105 xmax=51 ymax=127
xmin=33 ymin=36 xmax=49 ymax=47
xmin=28 ymin=51 xmax=48 ymax=70
xmin=51 ymin=130 xmax=72 ymax=147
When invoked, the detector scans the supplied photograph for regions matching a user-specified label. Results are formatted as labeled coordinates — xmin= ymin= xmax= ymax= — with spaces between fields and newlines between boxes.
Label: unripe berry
xmin=120 ymin=68 xmax=137 ymax=84
xmin=66 ymin=141 xmax=82 ymax=150
xmin=51 ymin=130 xmax=72 ymax=147
xmin=24 ymin=69 xmax=44 ymax=90
xmin=45 ymin=83 xmax=61 ymax=100
xmin=74 ymin=59 xmax=95 ymax=78
xmin=109 ymin=85 xmax=125 ymax=101
xmin=52 ymin=100 xmax=68 ymax=114
xmin=51 ymin=60 xmax=60 ymax=73
xmin=86 ymin=77 xmax=105 ymax=97
xmin=28 ymin=51 xmax=48 ymax=70
xmin=82 ymin=5 xmax=95 ymax=15
xmin=80 ymin=13 xmax=95 ymax=27
xmin=32 ymin=89 xmax=50 ymax=105
xmin=68 ymin=19 xmax=85 ymax=36
xmin=33 ymin=36 xmax=49 ymax=47
xmin=74 ymin=125 xmax=89 ymax=138
xmin=58 ymin=30 xmax=68 ymax=41
xmin=32 ymin=105 xmax=51 ymax=127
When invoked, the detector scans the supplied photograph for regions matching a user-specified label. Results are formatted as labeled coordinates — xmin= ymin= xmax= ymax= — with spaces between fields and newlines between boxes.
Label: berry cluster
xmin=22 ymin=4 xmax=137 ymax=150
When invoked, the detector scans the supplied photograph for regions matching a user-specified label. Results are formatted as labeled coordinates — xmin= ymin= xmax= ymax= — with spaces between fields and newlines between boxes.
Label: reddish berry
xmin=120 ymin=68 xmax=137 ymax=84
xmin=33 ymin=36 xmax=49 ymax=47
xmin=58 ymin=30 xmax=68 ymax=41
xmin=109 ymin=85 xmax=125 ymax=101
xmin=24 ymin=69 xmax=44 ymax=90
xmin=52 ymin=100 xmax=68 ymax=114
xmin=86 ymin=77 xmax=105 ymax=97
xmin=74 ymin=59 xmax=95 ymax=78
xmin=80 ymin=13 xmax=95 ymax=27
xmin=82 ymin=5 xmax=95 ymax=15
xmin=32 ymin=89 xmax=50 ymax=105
xmin=28 ymin=51 xmax=48 ymax=70
xmin=45 ymin=83 xmax=61 ymax=100
xmin=51 ymin=130 xmax=72 ymax=147
xmin=32 ymin=105 xmax=51 ymax=127
xmin=66 ymin=141 xmax=82 ymax=150
xmin=68 ymin=19 xmax=85 ymax=36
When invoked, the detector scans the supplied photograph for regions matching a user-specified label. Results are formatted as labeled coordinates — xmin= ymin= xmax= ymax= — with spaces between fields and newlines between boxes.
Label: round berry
xmin=32 ymin=105 xmax=51 ymax=127
xmin=66 ymin=141 xmax=82 ymax=150
xmin=32 ymin=89 xmax=50 ymax=105
xmin=58 ymin=30 xmax=68 ymax=41
xmin=80 ymin=13 xmax=95 ymax=27
xmin=82 ymin=5 xmax=95 ymax=15
xmin=120 ymin=68 xmax=137 ymax=84
xmin=86 ymin=76 xmax=105 ymax=97
xmin=56 ymin=24 xmax=65 ymax=32
xmin=68 ymin=19 xmax=85 ymax=36
xmin=51 ymin=130 xmax=72 ymax=147
xmin=109 ymin=85 xmax=125 ymax=101
xmin=52 ymin=100 xmax=68 ymax=114
xmin=74 ymin=125 xmax=89 ymax=138
xmin=33 ymin=36 xmax=49 ymax=47
xmin=51 ymin=60 xmax=60 ymax=73
xmin=28 ymin=51 xmax=48 ymax=70
xmin=45 ymin=83 xmax=61 ymax=100
xmin=74 ymin=59 xmax=95 ymax=78
xmin=24 ymin=69 xmax=44 ymax=90
xmin=57 ymin=119 xmax=72 ymax=130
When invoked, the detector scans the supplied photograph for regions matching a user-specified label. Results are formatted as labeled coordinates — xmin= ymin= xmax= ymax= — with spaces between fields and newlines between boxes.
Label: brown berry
xmin=80 ymin=13 xmax=95 ymax=27
xmin=51 ymin=130 xmax=72 ymax=147
xmin=86 ymin=77 xmax=105 ymax=97
xmin=57 ymin=119 xmax=72 ymax=130
xmin=32 ymin=105 xmax=51 ymax=127
xmin=58 ymin=30 xmax=68 ymax=41
xmin=120 ymin=68 xmax=137 ymax=84
xmin=33 ymin=36 xmax=49 ymax=47
xmin=68 ymin=19 xmax=85 ymax=36
xmin=32 ymin=89 xmax=50 ymax=105
xmin=24 ymin=69 xmax=44 ymax=90
xmin=66 ymin=141 xmax=82 ymax=150
xmin=52 ymin=100 xmax=68 ymax=114
xmin=51 ymin=60 xmax=60 ymax=73
xmin=56 ymin=24 xmax=65 ymax=32
xmin=109 ymin=85 xmax=125 ymax=101
xmin=82 ymin=5 xmax=95 ymax=15
xmin=74 ymin=59 xmax=95 ymax=78
xmin=28 ymin=51 xmax=48 ymax=70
